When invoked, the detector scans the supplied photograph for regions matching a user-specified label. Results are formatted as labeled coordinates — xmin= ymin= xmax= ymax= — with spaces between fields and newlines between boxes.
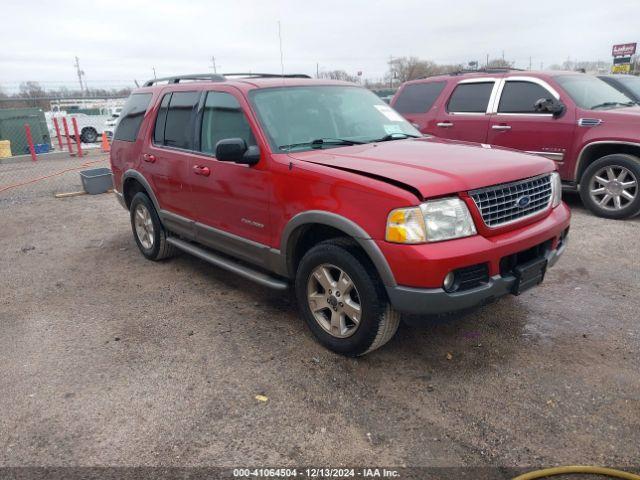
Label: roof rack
xmin=143 ymin=72 xmax=311 ymax=87
xmin=222 ymin=73 xmax=312 ymax=79
xmin=447 ymin=67 xmax=525 ymax=76
xmin=143 ymin=74 xmax=225 ymax=87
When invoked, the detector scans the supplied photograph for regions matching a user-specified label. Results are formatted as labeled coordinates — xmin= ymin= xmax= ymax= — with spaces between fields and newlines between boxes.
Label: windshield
xmin=249 ymin=86 xmax=421 ymax=152
xmin=611 ymin=75 xmax=640 ymax=99
xmin=554 ymin=75 xmax=634 ymax=110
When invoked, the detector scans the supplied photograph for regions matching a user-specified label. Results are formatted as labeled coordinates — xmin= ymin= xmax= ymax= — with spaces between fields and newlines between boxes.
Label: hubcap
xmin=307 ymin=264 xmax=362 ymax=338
xmin=134 ymin=204 xmax=154 ymax=249
xmin=589 ymin=165 xmax=637 ymax=211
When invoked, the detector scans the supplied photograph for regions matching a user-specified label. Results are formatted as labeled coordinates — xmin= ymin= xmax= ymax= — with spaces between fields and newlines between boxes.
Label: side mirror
xmin=534 ymin=98 xmax=565 ymax=117
xmin=215 ymin=138 xmax=260 ymax=165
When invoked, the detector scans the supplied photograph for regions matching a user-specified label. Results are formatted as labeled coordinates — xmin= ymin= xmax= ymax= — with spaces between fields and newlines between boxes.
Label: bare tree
xmin=319 ymin=70 xmax=359 ymax=82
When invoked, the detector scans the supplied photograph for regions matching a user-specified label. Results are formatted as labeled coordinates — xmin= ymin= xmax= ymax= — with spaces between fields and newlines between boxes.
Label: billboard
xmin=612 ymin=43 xmax=636 ymax=57
xmin=612 ymin=64 xmax=631 ymax=74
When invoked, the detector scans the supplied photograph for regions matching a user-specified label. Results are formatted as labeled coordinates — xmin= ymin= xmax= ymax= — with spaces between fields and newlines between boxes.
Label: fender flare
xmin=575 ymin=141 xmax=640 ymax=181
xmin=121 ymin=169 xmax=161 ymax=212
xmin=280 ymin=210 xmax=397 ymax=287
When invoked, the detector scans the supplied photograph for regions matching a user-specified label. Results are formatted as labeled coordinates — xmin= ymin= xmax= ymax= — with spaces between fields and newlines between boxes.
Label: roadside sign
xmin=612 ymin=43 xmax=636 ymax=57
xmin=613 ymin=56 xmax=632 ymax=65
xmin=612 ymin=63 xmax=631 ymax=74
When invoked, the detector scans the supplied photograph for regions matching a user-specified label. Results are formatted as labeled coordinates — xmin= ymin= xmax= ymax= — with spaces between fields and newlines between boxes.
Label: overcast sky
xmin=1 ymin=0 xmax=638 ymax=92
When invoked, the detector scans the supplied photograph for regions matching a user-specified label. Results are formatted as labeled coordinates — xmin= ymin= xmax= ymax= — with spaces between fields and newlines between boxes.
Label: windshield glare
xmin=554 ymin=75 xmax=634 ymax=110
xmin=613 ymin=76 xmax=640 ymax=99
xmin=250 ymin=86 xmax=421 ymax=152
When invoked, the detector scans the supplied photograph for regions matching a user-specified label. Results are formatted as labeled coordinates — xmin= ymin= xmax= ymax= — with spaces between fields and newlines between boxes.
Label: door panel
xmin=433 ymin=80 xmax=497 ymax=143
xmin=189 ymin=90 xmax=272 ymax=254
xmin=487 ymin=79 xmax=576 ymax=169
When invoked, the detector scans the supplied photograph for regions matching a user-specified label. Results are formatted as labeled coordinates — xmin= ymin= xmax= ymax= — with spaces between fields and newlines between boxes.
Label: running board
xmin=166 ymin=237 xmax=289 ymax=290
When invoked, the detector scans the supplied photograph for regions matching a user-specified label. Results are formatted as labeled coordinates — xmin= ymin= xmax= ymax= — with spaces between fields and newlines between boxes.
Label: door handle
xmin=491 ymin=124 xmax=511 ymax=131
xmin=143 ymin=153 xmax=156 ymax=163
xmin=436 ymin=122 xmax=454 ymax=128
xmin=193 ymin=165 xmax=211 ymax=177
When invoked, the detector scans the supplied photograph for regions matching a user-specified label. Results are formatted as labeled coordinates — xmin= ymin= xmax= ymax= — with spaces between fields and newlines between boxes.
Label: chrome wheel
xmin=589 ymin=165 xmax=638 ymax=211
xmin=134 ymin=203 xmax=154 ymax=249
xmin=307 ymin=263 xmax=362 ymax=338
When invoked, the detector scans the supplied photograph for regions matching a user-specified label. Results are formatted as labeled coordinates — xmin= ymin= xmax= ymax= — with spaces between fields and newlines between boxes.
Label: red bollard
xmin=61 ymin=117 xmax=75 ymax=156
xmin=24 ymin=124 xmax=37 ymax=161
xmin=71 ymin=117 xmax=83 ymax=158
xmin=52 ymin=117 xmax=63 ymax=150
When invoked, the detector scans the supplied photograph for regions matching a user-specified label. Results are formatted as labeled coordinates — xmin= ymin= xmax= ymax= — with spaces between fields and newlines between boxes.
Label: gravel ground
xmin=1 ymin=155 xmax=639 ymax=477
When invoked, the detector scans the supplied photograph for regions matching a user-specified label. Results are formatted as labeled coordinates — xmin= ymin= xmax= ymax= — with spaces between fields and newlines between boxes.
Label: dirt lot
xmin=1 ymin=154 xmax=639 ymax=476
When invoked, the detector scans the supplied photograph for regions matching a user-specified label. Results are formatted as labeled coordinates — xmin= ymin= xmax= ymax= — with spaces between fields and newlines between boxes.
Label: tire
xmin=80 ymin=127 xmax=98 ymax=143
xmin=295 ymin=239 xmax=400 ymax=356
xmin=579 ymin=154 xmax=640 ymax=219
xmin=129 ymin=192 xmax=176 ymax=261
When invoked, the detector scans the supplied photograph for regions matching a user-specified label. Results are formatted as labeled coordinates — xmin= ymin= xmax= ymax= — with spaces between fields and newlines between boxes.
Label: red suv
xmin=392 ymin=69 xmax=640 ymax=219
xmin=110 ymin=73 xmax=570 ymax=356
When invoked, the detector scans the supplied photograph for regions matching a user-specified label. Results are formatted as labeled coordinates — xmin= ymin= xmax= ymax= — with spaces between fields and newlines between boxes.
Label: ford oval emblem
xmin=516 ymin=195 xmax=531 ymax=208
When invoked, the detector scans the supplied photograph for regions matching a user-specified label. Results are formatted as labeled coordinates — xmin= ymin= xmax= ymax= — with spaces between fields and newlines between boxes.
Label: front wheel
xmin=80 ymin=127 xmax=98 ymax=143
xmin=295 ymin=240 xmax=400 ymax=356
xmin=579 ymin=154 xmax=640 ymax=219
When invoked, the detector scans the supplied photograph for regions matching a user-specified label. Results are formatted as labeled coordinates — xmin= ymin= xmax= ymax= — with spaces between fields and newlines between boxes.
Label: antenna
xmin=210 ymin=56 xmax=218 ymax=74
xmin=277 ymin=21 xmax=284 ymax=76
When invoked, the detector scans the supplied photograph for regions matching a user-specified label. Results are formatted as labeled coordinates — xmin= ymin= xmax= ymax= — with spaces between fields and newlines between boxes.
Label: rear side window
xmin=162 ymin=91 xmax=200 ymax=149
xmin=394 ymin=82 xmax=446 ymax=113
xmin=113 ymin=93 xmax=152 ymax=142
xmin=498 ymin=81 xmax=555 ymax=113
xmin=447 ymin=82 xmax=494 ymax=113
xmin=200 ymin=91 xmax=256 ymax=155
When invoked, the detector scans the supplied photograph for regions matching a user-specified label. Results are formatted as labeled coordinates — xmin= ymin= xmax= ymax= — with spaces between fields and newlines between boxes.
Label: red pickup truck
xmin=392 ymin=69 xmax=640 ymax=219
xmin=110 ymin=73 xmax=569 ymax=356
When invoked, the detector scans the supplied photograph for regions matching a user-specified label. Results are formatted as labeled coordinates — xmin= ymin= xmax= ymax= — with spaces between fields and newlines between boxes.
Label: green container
xmin=0 ymin=108 xmax=51 ymax=156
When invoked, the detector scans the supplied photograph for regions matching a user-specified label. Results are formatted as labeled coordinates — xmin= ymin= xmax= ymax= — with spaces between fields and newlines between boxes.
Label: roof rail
xmin=447 ymin=67 xmax=524 ymax=76
xmin=143 ymin=72 xmax=312 ymax=87
xmin=222 ymin=73 xmax=312 ymax=79
xmin=143 ymin=74 xmax=226 ymax=87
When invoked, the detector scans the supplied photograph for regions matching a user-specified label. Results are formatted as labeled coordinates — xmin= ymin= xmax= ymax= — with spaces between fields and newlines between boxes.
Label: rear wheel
xmin=130 ymin=192 xmax=176 ymax=260
xmin=295 ymin=240 xmax=400 ymax=356
xmin=579 ymin=154 xmax=640 ymax=219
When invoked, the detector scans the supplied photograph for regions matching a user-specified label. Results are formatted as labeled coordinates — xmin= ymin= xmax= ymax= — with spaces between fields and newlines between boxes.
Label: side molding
xmin=280 ymin=211 xmax=397 ymax=287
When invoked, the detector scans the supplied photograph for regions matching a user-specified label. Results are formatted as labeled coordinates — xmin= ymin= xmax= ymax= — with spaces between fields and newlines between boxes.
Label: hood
xmin=581 ymin=106 xmax=640 ymax=123
xmin=288 ymin=137 xmax=554 ymax=199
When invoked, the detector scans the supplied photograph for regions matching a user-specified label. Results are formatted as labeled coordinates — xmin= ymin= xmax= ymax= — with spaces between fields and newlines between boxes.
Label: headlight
xmin=386 ymin=197 xmax=476 ymax=244
xmin=550 ymin=172 xmax=562 ymax=208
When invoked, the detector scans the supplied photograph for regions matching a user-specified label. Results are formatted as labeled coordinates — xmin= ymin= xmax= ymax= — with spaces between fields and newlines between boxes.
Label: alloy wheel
xmin=589 ymin=165 xmax=638 ymax=211
xmin=306 ymin=263 xmax=362 ymax=338
xmin=134 ymin=203 xmax=155 ymax=249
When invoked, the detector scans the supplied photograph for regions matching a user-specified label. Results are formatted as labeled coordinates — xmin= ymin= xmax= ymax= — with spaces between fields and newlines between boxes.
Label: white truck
xmin=46 ymin=99 xmax=125 ymax=143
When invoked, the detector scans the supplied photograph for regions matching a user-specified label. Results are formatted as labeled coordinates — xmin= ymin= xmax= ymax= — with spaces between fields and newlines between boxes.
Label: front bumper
xmin=386 ymin=238 xmax=566 ymax=315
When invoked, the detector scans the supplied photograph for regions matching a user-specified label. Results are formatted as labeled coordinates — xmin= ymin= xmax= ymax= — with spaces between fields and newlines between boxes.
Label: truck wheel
xmin=579 ymin=154 xmax=640 ymax=219
xmin=295 ymin=240 xmax=400 ymax=356
xmin=129 ymin=192 xmax=176 ymax=261
xmin=80 ymin=127 xmax=98 ymax=143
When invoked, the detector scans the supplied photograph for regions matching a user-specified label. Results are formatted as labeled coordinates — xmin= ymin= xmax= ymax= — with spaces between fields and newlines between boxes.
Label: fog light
xmin=443 ymin=272 xmax=456 ymax=292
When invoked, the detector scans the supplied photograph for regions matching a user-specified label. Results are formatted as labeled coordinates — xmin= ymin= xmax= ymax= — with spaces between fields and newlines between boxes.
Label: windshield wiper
xmin=370 ymin=133 xmax=421 ymax=143
xmin=279 ymin=138 xmax=365 ymax=151
xmin=591 ymin=101 xmax=636 ymax=110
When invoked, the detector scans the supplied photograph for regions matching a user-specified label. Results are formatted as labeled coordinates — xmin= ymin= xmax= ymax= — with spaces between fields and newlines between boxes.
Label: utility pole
xmin=486 ymin=53 xmax=489 ymax=68
xmin=74 ymin=56 xmax=85 ymax=95
xmin=316 ymin=62 xmax=319 ymax=79
xmin=210 ymin=56 xmax=218 ymax=74
xmin=388 ymin=55 xmax=393 ymax=88
xmin=152 ymin=67 xmax=157 ymax=79
xmin=529 ymin=56 xmax=532 ymax=70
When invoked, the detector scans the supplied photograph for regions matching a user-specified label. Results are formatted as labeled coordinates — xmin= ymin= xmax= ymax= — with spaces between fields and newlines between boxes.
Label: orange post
xmin=24 ymin=124 xmax=37 ymax=161
xmin=52 ymin=117 xmax=63 ymax=150
xmin=61 ymin=117 xmax=75 ymax=156
xmin=71 ymin=117 xmax=83 ymax=157
xmin=101 ymin=132 xmax=110 ymax=152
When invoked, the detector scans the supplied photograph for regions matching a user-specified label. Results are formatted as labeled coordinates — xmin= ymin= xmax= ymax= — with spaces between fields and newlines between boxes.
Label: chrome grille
xmin=469 ymin=174 xmax=552 ymax=227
